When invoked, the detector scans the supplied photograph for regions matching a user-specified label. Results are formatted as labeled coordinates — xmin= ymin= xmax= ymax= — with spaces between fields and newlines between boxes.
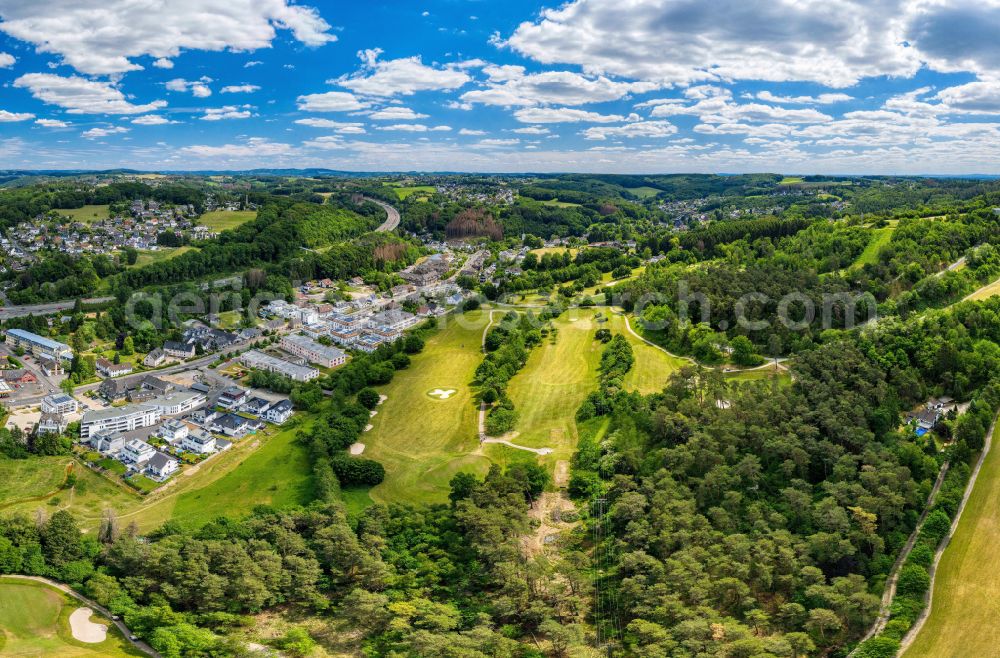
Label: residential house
xmin=148 ymin=391 xmax=207 ymax=416
xmin=41 ymin=393 xmax=77 ymax=415
xmin=143 ymin=348 xmax=166 ymax=367
xmin=163 ymin=340 xmax=195 ymax=359
xmin=280 ymin=334 xmax=347 ymax=368
xmin=146 ymin=453 xmax=179 ymax=480
xmin=210 ymin=413 xmax=256 ymax=437
xmin=181 ymin=430 xmax=217 ymax=454
xmin=36 ymin=412 xmax=67 ymax=435
xmin=80 ymin=404 xmax=160 ymax=440
xmin=96 ymin=358 xmax=133 ymax=378
xmin=156 ymin=419 xmax=190 ymax=445
xmin=241 ymin=350 xmax=319 ymax=382
xmin=263 ymin=399 xmax=294 ymax=424
xmin=90 ymin=431 xmax=125 ymax=456
xmin=121 ymin=438 xmax=156 ymax=465
xmin=240 ymin=396 xmax=272 ymax=416
xmin=217 ymin=386 xmax=249 ymax=410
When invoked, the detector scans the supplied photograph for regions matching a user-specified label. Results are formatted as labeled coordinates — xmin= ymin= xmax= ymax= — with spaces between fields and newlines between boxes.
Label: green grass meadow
xmin=198 ymin=210 xmax=257 ymax=232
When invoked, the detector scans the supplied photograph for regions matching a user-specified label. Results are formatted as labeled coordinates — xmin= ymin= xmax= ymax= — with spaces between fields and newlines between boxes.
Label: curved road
xmin=363 ymin=197 xmax=400 ymax=232
xmin=0 ymin=574 xmax=161 ymax=657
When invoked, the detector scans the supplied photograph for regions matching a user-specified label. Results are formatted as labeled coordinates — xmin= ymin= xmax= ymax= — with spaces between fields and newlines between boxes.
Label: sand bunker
xmin=349 ymin=442 xmax=366 ymax=455
xmin=69 ymin=607 xmax=107 ymax=643
xmin=428 ymin=388 xmax=457 ymax=400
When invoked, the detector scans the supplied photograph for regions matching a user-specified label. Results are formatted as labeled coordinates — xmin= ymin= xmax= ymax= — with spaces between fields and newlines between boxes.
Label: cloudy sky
xmin=2 ymin=0 xmax=1000 ymax=174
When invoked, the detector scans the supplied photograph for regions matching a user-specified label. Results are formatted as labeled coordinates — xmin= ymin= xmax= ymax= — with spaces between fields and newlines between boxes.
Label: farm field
xmin=540 ymin=199 xmax=581 ymax=207
xmin=53 ymin=205 xmax=109 ymax=223
xmin=604 ymin=313 xmax=687 ymax=394
xmin=0 ymin=577 xmax=142 ymax=657
xmin=905 ymin=422 xmax=1000 ymax=658
xmin=198 ymin=210 xmax=257 ymax=232
xmin=386 ymin=184 xmax=435 ymax=201
xmin=528 ymin=247 xmax=579 ymax=258
xmin=503 ymin=313 xmax=601 ymax=465
xmin=626 ymin=185 xmax=661 ymax=198
xmin=364 ymin=310 xmax=489 ymax=504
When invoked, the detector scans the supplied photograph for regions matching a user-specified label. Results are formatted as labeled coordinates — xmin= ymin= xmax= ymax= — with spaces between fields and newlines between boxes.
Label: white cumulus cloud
xmin=296 ymin=91 xmax=368 ymax=112
xmin=0 ymin=0 xmax=335 ymax=75
xmin=82 ymin=125 xmax=129 ymax=138
xmin=335 ymin=48 xmax=471 ymax=97
xmin=13 ymin=73 xmax=167 ymax=114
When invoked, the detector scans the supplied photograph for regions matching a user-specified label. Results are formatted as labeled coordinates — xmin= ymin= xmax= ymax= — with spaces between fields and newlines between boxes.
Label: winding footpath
xmin=0 ymin=574 xmax=161 ymax=657
xmin=898 ymin=411 xmax=1000 ymax=654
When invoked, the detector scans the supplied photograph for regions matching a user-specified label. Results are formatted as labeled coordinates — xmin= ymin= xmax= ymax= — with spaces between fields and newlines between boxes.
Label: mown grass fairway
xmin=503 ymin=313 xmax=601 ymax=463
xmin=725 ymin=367 xmax=792 ymax=388
xmin=905 ymin=422 xmax=1000 ymax=658
xmin=54 ymin=205 xmax=109 ymax=224
xmin=198 ymin=210 xmax=256 ymax=232
xmin=0 ymin=578 xmax=142 ymax=657
xmin=605 ymin=313 xmax=687 ymax=394
xmin=853 ymin=226 xmax=894 ymax=267
xmin=365 ymin=311 xmax=489 ymax=504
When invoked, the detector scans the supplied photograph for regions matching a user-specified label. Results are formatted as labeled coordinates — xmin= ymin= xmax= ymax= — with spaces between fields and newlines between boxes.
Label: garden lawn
xmin=0 ymin=577 xmax=142 ymax=657
xmin=905 ymin=422 xmax=1000 ymax=658
xmin=364 ymin=310 xmax=490 ymax=505
xmin=198 ymin=210 xmax=257 ymax=232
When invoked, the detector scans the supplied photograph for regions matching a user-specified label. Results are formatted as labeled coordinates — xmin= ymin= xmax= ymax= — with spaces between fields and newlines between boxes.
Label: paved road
xmin=0 ymin=574 xmax=161 ymax=657
xmin=364 ymin=197 xmax=400 ymax=232
xmin=0 ymin=296 xmax=115 ymax=320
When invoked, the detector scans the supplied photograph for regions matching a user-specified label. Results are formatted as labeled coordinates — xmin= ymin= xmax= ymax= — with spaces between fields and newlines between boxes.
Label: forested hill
xmin=111 ymin=199 xmax=388 ymax=290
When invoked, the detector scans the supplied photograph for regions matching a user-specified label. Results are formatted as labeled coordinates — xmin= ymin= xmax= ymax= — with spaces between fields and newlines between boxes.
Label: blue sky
xmin=1 ymin=0 xmax=1000 ymax=174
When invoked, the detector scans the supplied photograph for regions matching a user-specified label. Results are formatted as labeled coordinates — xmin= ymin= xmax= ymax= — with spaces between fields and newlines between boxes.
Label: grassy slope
xmin=965 ymin=275 xmax=1000 ymax=302
xmin=132 ymin=245 xmax=197 ymax=268
xmin=626 ymin=186 xmax=661 ymax=199
xmin=905 ymin=422 xmax=1000 ymax=658
xmin=0 ymin=578 xmax=142 ymax=657
xmin=364 ymin=311 xmax=489 ymax=505
xmin=390 ymin=185 xmax=435 ymax=201
xmin=0 ymin=416 xmax=316 ymax=532
xmin=198 ymin=210 xmax=257 ymax=232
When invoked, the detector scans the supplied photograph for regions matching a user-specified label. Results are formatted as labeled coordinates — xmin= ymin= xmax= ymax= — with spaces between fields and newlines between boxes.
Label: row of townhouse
xmin=240 ymin=349 xmax=319 ymax=381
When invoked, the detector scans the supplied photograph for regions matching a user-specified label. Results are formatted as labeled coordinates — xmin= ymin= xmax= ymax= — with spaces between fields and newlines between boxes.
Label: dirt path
xmin=0 ymin=575 xmax=160 ymax=657
xmin=481 ymin=437 xmax=553 ymax=455
xmin=899 ymin=411 xmax=1000 ymax=654
xmin=849 ymin=461 xmax=951 ymax=653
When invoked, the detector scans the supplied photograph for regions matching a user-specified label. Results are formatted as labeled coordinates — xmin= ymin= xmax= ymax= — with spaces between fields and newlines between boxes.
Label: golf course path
xmin=0 ymin=574 xmax=161 ymax=657
xmin=849 ymin=461 xmax=952 ymax=653
xmin=899 ymin=411 xmax=1000 ymax=654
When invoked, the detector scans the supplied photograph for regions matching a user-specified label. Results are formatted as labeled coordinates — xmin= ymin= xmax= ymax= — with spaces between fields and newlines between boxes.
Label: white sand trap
xmin=378 ymin=394 xmax=387 ymax=405
xmin=428 ymin=388 xmax=458 ymax=400
xmin=369 ymin=409 xmax=378 ymax=417
xmin=364 ymin=423 xmax=374 ymax=432
xmin=350 ymin=442 xmax=366 ymax=455
xmin=569 ymin=318 xmax=577 ymax=322
xmin=69 ymin=607 xmax=107 ymax=643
